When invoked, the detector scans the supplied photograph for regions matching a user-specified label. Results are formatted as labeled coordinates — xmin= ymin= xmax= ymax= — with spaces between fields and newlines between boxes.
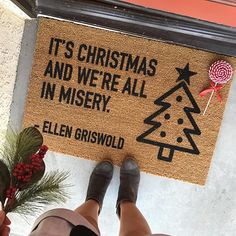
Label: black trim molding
xmin=11 ymin=0 xmax=236 ymax=57
xmin=11 ymin=0 xmax=36 ymax=17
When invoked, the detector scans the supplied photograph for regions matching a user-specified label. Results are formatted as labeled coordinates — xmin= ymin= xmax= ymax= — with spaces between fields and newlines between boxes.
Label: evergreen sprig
xmin=7 ymin=171 xmax=70 ymax=215
xmin=0 ymin=127 xmax=70 ymax=217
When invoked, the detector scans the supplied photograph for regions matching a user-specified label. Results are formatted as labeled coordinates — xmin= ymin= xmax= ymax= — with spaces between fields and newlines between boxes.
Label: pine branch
xmin=0 ymin=129 xmax=18 ymax=173
xmin=8 ymin=171 xmax=70 ymax=215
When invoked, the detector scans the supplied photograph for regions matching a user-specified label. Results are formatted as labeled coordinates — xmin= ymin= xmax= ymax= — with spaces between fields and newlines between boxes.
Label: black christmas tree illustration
xmin=136 ymin=63 xmax=201 ymax=162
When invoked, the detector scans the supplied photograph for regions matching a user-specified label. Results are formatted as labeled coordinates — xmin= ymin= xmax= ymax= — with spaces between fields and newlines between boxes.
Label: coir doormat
xmin=23 ymin=17 xmax=236 ymax=185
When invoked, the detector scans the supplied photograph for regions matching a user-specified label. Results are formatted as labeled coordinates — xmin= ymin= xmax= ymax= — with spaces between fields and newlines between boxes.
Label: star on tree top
xmin=176 ymin=63 xmax=197 ymax=85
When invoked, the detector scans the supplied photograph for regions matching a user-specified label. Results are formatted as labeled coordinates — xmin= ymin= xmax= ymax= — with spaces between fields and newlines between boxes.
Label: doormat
xmin=23 ymin=17 xmax=236 ymax=185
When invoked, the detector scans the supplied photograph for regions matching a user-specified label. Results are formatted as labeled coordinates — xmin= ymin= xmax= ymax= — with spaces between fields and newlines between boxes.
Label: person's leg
xmin=119 ymin=202 xmax=151 ymax=236
xmin=116 ymin=158 xmax=152 ymax=236
xmin=74 ymin=200 xmax=100 ymax=231
xmin=74 ymin=160 xmax=113 ymax=233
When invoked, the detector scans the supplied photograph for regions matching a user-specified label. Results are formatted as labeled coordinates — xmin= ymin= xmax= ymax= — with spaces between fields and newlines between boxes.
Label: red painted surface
xmin=124 ymin=0 xmax=236 ymax=27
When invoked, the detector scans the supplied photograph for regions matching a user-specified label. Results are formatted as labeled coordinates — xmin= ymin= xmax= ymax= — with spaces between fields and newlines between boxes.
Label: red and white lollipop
xmin=209 ymin=60 xmax=233 ymax=84
xmin=200 ymin=60 xmax=233 ymax=115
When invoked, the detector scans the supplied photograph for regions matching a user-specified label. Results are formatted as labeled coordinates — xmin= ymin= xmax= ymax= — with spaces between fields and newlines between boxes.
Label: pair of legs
xmin=74 ymin=158 xmax=152 ymax=236
xmin=75 ymin=201 xmax=151 ymax=236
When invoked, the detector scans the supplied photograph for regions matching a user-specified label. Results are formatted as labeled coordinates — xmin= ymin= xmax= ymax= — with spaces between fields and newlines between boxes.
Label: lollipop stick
xmin=202 ymin=83 xmax=217 ymax=115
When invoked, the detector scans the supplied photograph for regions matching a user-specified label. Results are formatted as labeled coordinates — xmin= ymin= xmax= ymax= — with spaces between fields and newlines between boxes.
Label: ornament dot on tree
xmin=164 ymin=114 xmax=170 ymax=120
xmin=178 ymin=118 xmax=184 ymax=125
xmin=176 ymin=96 xmax=183 ymax=102
xmin=160 ymin=131 xmax=166 ymax=138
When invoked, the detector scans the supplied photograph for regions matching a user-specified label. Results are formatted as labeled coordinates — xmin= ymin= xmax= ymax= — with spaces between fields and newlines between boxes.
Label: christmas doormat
xmin=23 ymin=17 xmax=236 ymax=185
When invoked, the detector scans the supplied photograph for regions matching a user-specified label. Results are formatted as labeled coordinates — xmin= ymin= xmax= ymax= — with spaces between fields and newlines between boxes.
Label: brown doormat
xmin=23 ymin=17 xmax=236 ymax=185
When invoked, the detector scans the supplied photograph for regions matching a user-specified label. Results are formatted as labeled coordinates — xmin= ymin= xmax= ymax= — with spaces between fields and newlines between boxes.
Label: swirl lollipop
xmin=209 ymin=60 xmax=233 ymax=84
xmin=200 ymin=60 xmax=233 ymax=115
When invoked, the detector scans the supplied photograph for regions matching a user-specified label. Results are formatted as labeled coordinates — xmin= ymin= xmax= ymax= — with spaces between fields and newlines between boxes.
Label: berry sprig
xmin=5 ymin=145 xmax=48 ymax=200
xmin=1 ymin=127 xmax=69 ymax=217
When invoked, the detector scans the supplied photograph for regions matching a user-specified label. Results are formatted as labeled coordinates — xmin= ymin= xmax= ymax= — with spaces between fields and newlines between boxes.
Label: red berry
xmin=6 ymin=186 xmax=17 ymax=199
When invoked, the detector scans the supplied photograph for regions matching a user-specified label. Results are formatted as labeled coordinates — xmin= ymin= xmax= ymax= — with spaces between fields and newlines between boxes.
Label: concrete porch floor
xmin=1 ymin=1 xmax=236 ymax=235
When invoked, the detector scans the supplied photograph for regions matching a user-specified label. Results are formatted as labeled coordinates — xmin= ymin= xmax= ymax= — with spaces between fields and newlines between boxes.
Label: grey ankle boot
xmin=86 ymin=160 xmax=113 ymax=213
xmin=116 ymin=157 xmax=140 ymax=217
